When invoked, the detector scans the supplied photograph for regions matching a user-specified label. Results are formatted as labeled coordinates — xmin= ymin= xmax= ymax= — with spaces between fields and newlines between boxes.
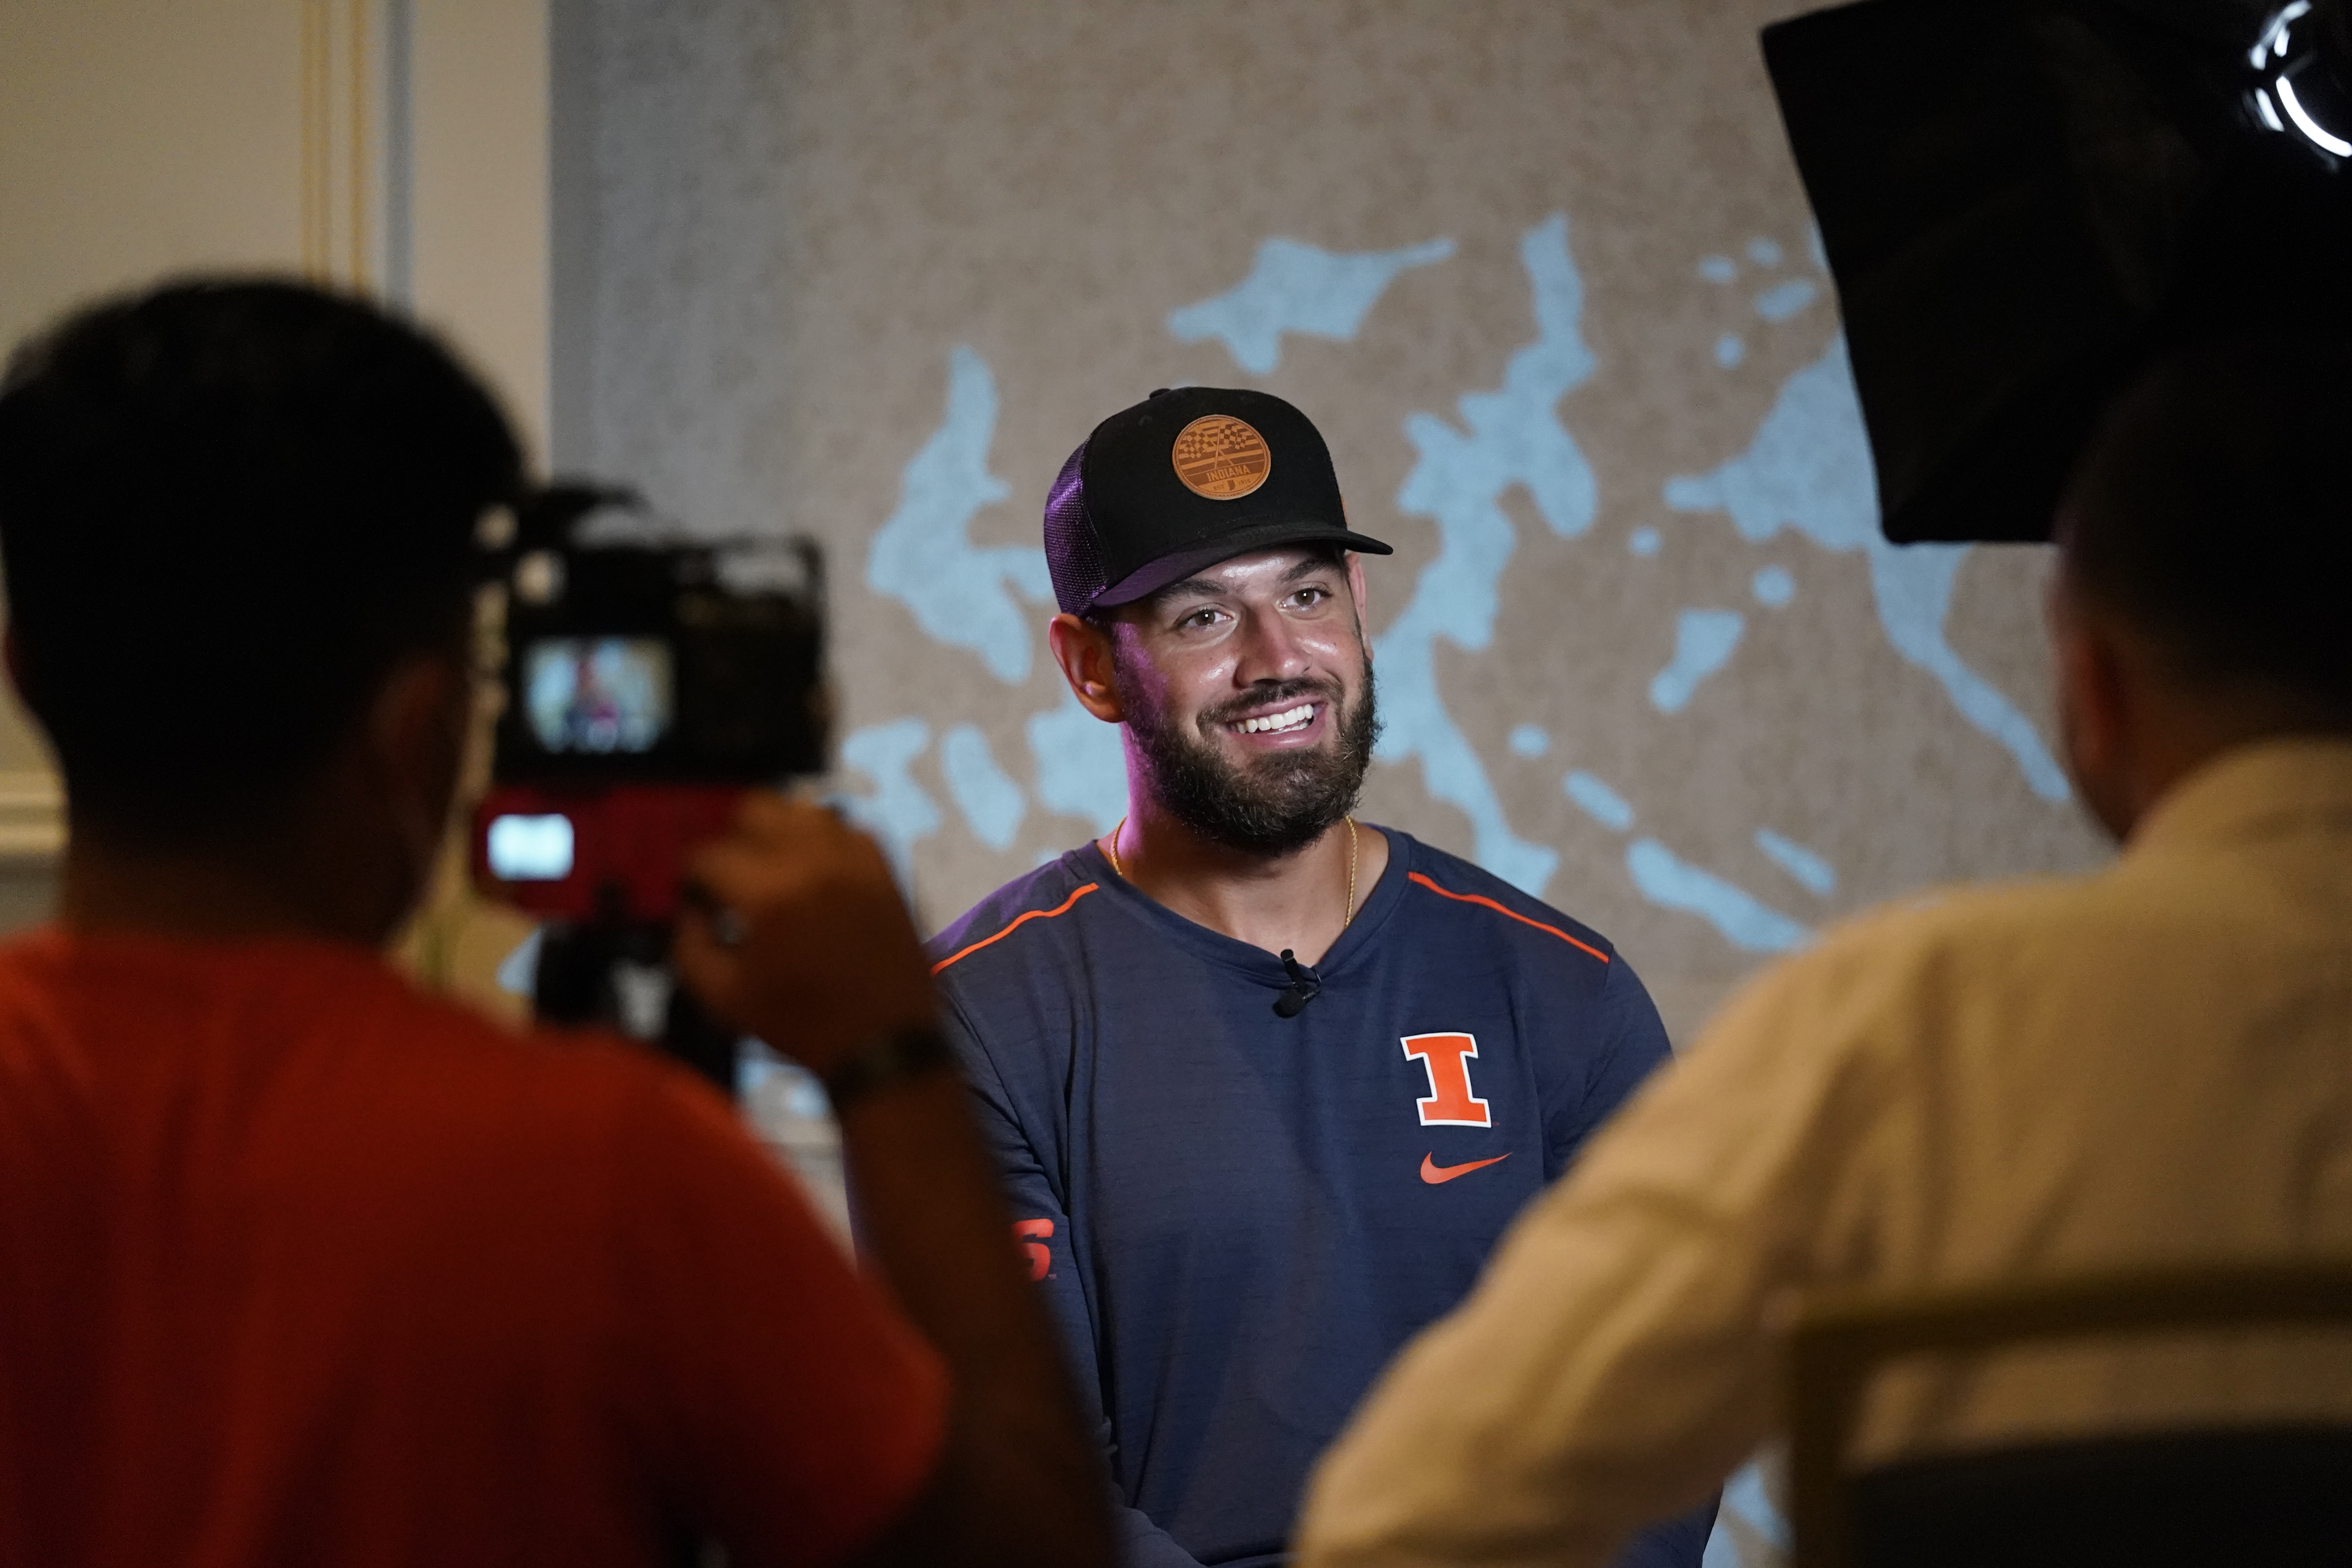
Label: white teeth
xmin=1238 ymin=704 xmax=1315 ymax=734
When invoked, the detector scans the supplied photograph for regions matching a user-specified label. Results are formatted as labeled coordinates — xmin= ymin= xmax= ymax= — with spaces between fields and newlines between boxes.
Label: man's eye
xmin=1290 ymin=587 xmax=1331 ymax=609
xmin=1178 ymin=607 xmax=1222 ymax=630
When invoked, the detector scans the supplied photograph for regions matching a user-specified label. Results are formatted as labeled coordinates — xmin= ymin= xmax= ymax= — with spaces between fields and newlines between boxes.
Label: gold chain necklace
xmin=1103 ymin=815 xmax=1359 ymax=928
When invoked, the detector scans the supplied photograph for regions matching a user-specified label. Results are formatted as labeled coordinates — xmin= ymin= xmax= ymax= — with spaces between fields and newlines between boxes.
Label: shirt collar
xmin=2128 ymin=735 xmax=2352 ymax=858
xmin=1074 ymin=824 xmax=1412 ymax=984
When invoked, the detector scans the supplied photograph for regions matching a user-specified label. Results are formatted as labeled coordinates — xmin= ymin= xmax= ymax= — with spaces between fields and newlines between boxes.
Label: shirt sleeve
xmin=940 ymin=999 xmax=1211 ymax=1568
xmin=1295 ymin=942 xmax=1897 ymax=1568
xmin=1544 ymin=950 xmax=1677 ymax=1181
xmin=612 ymin=1066 xmax=950 ymax=1568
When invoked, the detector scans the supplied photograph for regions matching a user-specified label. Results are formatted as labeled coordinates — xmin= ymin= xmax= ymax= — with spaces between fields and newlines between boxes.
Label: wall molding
xmin=0 ymin=771 xmax=63 ymax=864
xmin=300 ymin=0 xmax=413 ymax=302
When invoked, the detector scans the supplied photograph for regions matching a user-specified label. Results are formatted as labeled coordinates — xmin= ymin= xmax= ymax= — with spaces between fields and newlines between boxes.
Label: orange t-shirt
xmin=0 ymin=929 xmax=947 ymax=1568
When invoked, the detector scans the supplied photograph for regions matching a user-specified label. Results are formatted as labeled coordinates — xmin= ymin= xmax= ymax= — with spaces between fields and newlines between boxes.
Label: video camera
xmin=470 ymin=484 xmax=829 ymax=1084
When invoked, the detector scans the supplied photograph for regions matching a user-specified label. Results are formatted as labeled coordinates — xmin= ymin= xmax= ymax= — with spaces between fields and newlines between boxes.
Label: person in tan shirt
xmin=1296 ymin=335 xmax=2352 ymax=1568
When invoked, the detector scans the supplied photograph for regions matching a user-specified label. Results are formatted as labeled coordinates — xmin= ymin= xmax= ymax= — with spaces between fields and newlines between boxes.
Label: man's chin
xmin=1216 ymin=739 xmax=1342 ymax=778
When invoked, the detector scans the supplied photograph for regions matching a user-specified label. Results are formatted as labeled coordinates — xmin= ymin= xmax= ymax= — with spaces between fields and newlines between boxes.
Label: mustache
xmin=1196 ymin=679 xmax=1346 ymax=731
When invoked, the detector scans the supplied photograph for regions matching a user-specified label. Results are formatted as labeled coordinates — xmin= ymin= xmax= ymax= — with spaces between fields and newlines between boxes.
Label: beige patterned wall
xmin=557 ymin=0 xmax=2109 ymax=1039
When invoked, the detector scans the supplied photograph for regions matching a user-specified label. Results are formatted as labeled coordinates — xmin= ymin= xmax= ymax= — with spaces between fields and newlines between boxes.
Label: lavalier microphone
xmin=1274 ymin=949 xmax=1321 ymax=1018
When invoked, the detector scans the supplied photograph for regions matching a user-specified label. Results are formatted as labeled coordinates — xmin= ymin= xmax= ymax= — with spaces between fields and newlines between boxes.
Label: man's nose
xmin=1232 ymin=606 xmax=1313 ymax=686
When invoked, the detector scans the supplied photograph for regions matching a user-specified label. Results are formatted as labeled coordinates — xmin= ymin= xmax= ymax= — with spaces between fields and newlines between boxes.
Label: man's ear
xmin=1047 ymin=613 xmax=1124 ymax=724
xmin=2049 ymin=576 xmax=2138 ymax=838
xmin=367 ymin=647 xmax=471 ymax=820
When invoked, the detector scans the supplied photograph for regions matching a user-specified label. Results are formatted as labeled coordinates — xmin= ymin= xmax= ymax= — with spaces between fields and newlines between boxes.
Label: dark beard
xmin=1123 ymin=666 xmax=1382 ymax=857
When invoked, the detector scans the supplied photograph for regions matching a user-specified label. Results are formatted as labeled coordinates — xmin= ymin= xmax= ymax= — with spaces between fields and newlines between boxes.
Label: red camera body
xmin=471 ymin=783 xmax=746 ymax=924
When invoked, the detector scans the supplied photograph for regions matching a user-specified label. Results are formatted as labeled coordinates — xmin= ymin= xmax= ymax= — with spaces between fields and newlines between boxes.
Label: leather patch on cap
xmin=1171 ymin=414 xmax=1273 ymax=500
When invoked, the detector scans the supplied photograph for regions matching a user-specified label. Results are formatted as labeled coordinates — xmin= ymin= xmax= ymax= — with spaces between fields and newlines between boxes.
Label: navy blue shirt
xmin=929 ymin=828 xmax=1714 ymax=1568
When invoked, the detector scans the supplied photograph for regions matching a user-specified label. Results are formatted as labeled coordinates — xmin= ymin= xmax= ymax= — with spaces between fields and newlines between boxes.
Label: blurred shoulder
xmin=1702 ymin=871 xmax=2101 ymax=1049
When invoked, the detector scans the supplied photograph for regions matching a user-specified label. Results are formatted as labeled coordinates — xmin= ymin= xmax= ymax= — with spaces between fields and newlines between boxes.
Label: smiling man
xmin=926 ymin=387 xmax=1714 ymax=1568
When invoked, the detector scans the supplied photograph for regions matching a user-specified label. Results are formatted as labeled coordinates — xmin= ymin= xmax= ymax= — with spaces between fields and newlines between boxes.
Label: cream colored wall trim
xmin=300 ymin=0 xmax=410 ymax=298
xmin=0 ymin=772 xmax=64 ymax=863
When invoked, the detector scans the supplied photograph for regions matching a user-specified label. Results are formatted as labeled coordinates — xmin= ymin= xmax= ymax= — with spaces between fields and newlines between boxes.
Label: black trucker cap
xmin=1043 ymin=385 xmax=1392 ymax=616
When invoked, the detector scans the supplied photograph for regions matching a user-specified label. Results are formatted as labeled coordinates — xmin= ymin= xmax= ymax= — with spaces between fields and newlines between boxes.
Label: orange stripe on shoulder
xmin=930 ymin=883 xmax=1101 ymax=975
xmin=1406 ymin=871 xmax=1609 ymax=964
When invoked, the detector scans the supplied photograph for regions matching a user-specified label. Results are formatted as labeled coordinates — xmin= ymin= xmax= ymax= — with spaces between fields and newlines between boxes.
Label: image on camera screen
xmin=523 ymin=637 xmax=675 ymax=754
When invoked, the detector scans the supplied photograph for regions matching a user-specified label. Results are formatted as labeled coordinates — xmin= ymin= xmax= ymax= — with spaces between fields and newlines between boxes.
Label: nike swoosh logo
xmin=1420 ymin=1152 xmax=1510 ymax=1185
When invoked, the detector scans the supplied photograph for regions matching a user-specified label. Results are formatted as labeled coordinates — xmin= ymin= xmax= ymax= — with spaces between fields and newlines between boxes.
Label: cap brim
xmin=1088 ymin=521 xmax=1394 ymax=611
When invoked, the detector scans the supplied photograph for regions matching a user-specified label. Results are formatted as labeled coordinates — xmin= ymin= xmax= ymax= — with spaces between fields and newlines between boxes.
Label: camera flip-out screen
xmin=470 ymin=784 xmax=744 ymax=922
xmin=485 ymin=812 xmax=576 ymax=881
xmin=523 ymin=637 xmax=674 ymax=755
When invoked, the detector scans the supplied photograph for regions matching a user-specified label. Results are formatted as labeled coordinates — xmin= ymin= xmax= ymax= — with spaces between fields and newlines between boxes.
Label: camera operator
xmin=0 ymin=278 xmax=1112 ymax=1568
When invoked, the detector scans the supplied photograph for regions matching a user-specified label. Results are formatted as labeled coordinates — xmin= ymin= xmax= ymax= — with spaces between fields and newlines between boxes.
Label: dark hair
xmin=0 ymin=278 xmax=521 ymax=841
xmin=2061 ymin=334 xmax=2352 ymax=716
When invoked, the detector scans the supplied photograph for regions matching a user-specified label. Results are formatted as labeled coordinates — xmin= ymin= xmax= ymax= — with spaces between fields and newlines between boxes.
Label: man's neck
xmin=1099 ymin=803 xmax=1390 ymax=966
xmin=57 ymin=818 xmax=396 ymax=948
xmin=2112 ymin=681 xmax=2352 ymax=842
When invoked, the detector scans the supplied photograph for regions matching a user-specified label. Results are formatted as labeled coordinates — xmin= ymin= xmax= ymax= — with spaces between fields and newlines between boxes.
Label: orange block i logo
xmin=1401 ymin=1033 xmax=1490 ymax=1127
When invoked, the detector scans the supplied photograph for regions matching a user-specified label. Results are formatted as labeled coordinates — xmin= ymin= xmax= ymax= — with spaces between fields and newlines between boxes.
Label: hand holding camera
xmin=470 ymin=486 xmax=843 ymax=1085
xmin=671 ymin=795 xmax=939 ymax=1085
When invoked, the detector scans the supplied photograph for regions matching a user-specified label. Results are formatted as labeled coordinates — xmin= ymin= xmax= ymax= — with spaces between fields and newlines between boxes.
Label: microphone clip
xmin=1273 ymin=949 xmax=1321 ymax=1018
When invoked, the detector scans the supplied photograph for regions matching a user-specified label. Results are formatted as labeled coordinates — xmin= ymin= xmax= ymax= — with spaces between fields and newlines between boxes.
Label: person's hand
xmin=673 ymin=794 xmax=937 ymax=1079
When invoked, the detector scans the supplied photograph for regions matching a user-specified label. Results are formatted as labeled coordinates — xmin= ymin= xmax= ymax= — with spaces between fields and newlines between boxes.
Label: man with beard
xmin=926 ymin=387 xmax=1714 ymax=1568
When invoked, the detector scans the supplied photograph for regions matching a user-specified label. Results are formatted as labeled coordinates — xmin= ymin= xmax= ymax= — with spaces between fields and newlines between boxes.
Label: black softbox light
xmin=1762 ymin=0 xmax=2352 ymax=543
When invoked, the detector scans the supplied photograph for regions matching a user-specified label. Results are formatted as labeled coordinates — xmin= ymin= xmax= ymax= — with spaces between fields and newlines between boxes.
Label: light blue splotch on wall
xmin=863 ymin=349 xmax=1132 ymax=849
xmin=1026 ymin=688 xmax=1129 ymax=837
xmin=839 ymin=717 xmax=941 ymax=880
xmin=1565 ymin=768 xmax=1812 ymax=954
xmin=1627 ymin=838 xmax=1809 ymax=953
xmin=1650 ymin=609 xmax=1746 ymax=714
xmin=1755 ymin=827 xmax=1836 ymax=897
xmin=1664 ymin=339 xmax=2071 ymax=802
xmin=1168 ymin=236 xmax=1456 ymax=374
xmin=1374 ymin=212 xmax=1599 ymax=897
xmin=867 ymin=346 xmax=1053 ymax=684
xmin=1751 ymin=565 xmax=1795 ymax=608
xmin=1564 ymin=769 xmax=1635 ymax=832
xmin=495 ymin=926 xmax=544 ymax=996
xmin=1752 ymin=279 xmax=1818 ymax=323
xmin=1703 ymin=1459 xmax=1793 ymax=1568
xmin=941 ymin=722 xmax=1027 ymax=850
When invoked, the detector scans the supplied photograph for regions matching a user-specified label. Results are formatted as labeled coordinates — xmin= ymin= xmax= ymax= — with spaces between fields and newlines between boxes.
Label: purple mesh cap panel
xmin=1042 ymin=440 xmax=1104 ymax=615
